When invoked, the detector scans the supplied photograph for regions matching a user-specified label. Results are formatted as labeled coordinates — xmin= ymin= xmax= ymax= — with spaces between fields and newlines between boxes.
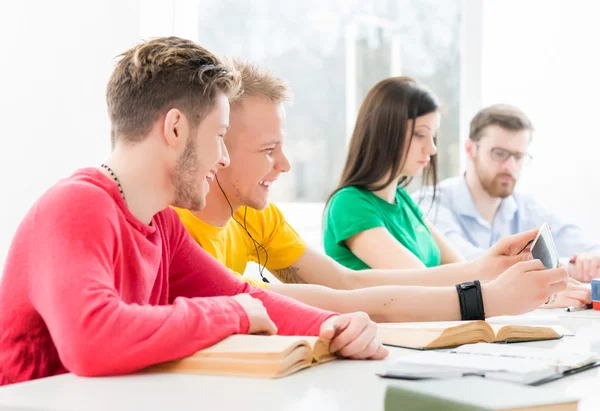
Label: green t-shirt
xmin=323 ymin=186 xmax=441 ymax=270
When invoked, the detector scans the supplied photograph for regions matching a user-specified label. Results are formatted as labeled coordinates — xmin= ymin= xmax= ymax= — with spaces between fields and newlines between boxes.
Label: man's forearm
xmin=346 ymin=261 xmax=480 ymax=289
xmin=268 ymin=282 xmax=500 ymax=323
xmin=271 ymin=247 xmax=480 ymax=291
xmin=364 ymin=285 xmax=461 ymax=322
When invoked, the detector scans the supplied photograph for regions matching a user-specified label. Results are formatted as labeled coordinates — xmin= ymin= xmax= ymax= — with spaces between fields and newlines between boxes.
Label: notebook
xmin=379 ymin=343 xmax=599 ymax=386
xmin=144 ymin=334 xmax=335 ymax=378
xmin=378 ymin=320 xmax=566 ymax=350
xmin=384 ymin=376 xmax=578 ymax=411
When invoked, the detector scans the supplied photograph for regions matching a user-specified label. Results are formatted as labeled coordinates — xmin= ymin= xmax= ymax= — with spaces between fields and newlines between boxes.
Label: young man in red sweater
xmin=0 ymin=37 xmax=387 ymax=386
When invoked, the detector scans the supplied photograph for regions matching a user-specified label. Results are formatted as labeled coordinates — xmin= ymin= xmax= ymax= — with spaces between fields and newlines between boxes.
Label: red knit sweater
xmin=0 ymin=168 xmax=335 ymax=385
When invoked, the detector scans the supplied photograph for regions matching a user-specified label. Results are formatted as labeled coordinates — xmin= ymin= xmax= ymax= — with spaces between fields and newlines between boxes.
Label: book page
xmin=378 ymin=321 xmax=492 ymax=349
xmin=489 ymin=324 xmax=568 ymax=341
xmin=393 ymin=350 xmax=547 ymax=373
xmin=198 ymin=335 xmax=312 ymax=358
xmin=378 ymin=326 xmax=446 ymax=349
xmin=487 ymin=315 xmax=560 ymax=326
xmin=487 ymin=316 xmax=574 ymax=336
xmin=453 ymin=343 xmax=597 ymax=368
xmin=391 ymin=343 xmax=597 ymax=375
xmin=383 ymin=319 xmax=572 ymax=336
xmin=378 ymin=321 xmax=477 ymax=329
xmin=309 ymin=338 xmax=335 ymax=363
xmin=146 ymin=335 xmax=320 ymax=378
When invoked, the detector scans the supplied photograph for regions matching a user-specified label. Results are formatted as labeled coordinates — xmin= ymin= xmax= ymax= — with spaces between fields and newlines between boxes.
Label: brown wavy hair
xmin=107 ymin=36 xmax=241 ymax=146
xmin=327 ymin=76 xmax=440 ymax=204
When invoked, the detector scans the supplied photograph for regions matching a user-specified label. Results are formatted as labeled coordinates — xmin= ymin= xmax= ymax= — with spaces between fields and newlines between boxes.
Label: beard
xmin=171 ymin=139 xmax=205 ymax=212
xmin=475 ymin=159 xmax=516 ymax=199
xmin=231 ymin=181 xmax=269 ymax=211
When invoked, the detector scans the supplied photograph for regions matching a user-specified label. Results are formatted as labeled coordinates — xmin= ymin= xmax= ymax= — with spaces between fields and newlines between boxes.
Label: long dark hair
xmin=327 ymin=76 xmax=440 ymax=205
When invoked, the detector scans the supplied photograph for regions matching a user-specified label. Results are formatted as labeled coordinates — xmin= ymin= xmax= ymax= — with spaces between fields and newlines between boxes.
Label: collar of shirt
xmin=448 ymin=174 xmax=518 ymax=229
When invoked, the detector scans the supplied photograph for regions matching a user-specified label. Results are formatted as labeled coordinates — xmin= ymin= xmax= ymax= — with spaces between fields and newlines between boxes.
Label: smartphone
xmin=530 ymin=223 xmax=560 ymax=269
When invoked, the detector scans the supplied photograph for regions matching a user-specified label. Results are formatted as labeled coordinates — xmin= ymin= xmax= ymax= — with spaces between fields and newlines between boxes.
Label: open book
xmin=380 ymin=343 xmax=599 ymax=386
xmin=144 ymin=335 xmax=335 ymax=378
xmin=378 ymin=321 xmax=564 ymax=350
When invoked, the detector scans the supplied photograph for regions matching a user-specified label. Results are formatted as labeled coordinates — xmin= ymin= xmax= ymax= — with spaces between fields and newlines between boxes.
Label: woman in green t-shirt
xmin=324 ymin=76 xmax=463 ymax=270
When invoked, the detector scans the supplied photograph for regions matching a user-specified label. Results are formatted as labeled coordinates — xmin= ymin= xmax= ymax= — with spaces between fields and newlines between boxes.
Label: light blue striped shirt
xmin=412 ymin=175 xmax=600 ymax=261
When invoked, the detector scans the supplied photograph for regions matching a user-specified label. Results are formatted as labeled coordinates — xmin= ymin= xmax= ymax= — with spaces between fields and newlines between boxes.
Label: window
xmin=188 ymin=0 xmax=462 ymax=201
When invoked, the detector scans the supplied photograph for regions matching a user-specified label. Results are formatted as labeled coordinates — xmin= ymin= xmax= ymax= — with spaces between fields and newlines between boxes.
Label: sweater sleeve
xmin=28 ymin=184 xmax=250 ymax=377
xmin=166 ymin=208 xmax=337 ymax=336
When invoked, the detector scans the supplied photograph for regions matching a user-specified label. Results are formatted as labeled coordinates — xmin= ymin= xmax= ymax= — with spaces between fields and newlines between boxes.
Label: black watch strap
xmin=455 ymin=280 xmax=485 ymax=321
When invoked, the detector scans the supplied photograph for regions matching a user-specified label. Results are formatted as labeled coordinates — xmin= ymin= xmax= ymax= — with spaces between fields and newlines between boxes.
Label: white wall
xmin=3 ymin=0 xmax=600 ymax=271
xmin=0 ymin=1 xmax=141 ymax=268
xmin=480 ymin=0 xmax=600 ymax=239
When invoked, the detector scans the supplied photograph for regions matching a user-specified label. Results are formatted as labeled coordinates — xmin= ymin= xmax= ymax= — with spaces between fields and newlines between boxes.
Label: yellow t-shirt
xmin=173 ymin=203 xmax=307 ymax=288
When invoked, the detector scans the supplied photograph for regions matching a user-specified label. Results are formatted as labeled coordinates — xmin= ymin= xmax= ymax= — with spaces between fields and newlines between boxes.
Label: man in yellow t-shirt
xmin=174 ymin=60 xmax=577 ymax=322
xmin=174 ymin=203 xmax=305 ymax=289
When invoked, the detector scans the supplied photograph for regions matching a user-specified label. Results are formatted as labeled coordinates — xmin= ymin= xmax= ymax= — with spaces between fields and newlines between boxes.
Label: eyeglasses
xmin=484 ymin=146 xmax=533 ymax=166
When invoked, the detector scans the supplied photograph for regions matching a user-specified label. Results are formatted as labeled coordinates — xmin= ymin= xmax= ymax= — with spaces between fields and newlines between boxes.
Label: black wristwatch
xmin=455 ymin=280 xmax=485 ymax=321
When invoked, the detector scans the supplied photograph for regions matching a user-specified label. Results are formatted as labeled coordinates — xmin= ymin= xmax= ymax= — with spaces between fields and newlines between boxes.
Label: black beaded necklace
xmin=100 ymin=163 xmax=127 ymax=205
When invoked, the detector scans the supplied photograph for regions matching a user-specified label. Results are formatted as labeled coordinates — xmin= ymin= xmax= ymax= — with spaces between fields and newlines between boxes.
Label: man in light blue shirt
xmin=413 ymin=104 xmax=600 ymax=281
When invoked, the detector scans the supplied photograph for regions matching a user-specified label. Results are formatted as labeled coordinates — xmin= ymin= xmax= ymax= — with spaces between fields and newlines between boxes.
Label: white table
xmin=2 ymin=309 xmax=600 ymax=411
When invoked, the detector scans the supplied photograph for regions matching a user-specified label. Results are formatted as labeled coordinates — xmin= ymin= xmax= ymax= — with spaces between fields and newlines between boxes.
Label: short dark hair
xmin=107 ymin=36 xmax=241 ymax=146
xmin=469 ymin=104 xmax=533 ymax=142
